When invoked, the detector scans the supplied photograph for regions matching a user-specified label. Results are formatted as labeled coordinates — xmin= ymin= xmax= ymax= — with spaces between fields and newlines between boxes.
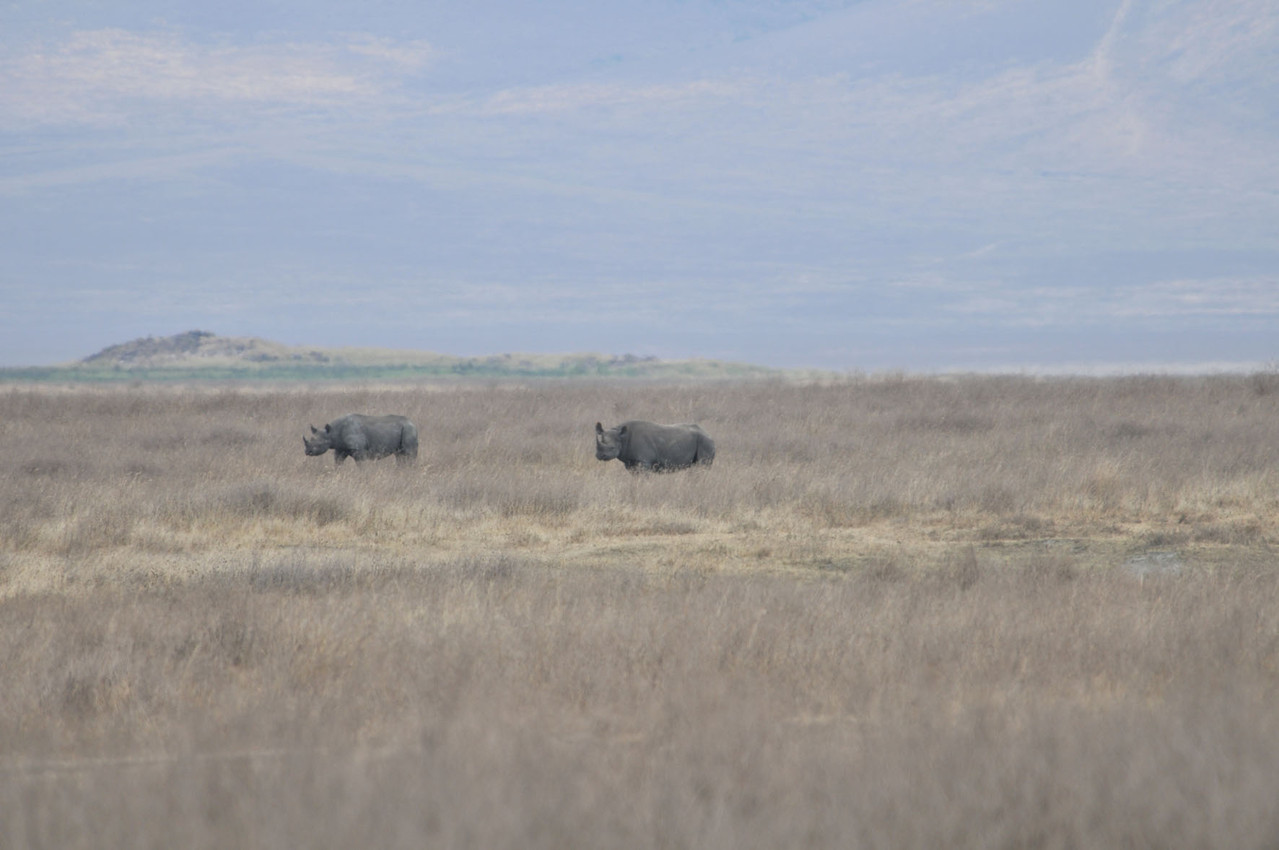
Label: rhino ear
xmin=618 ymin=424 xmax=628 ymax=436
xmin=325 ymin=423 xmax=331 ymax=432
xmin=595 ymin=422 xmax=604 ymax=435
xmin=310 ymin=425 xmax=319 ymax=434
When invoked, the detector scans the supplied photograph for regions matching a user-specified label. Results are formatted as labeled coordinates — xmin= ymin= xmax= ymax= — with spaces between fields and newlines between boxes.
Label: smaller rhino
xmin=304 ymin=414 xmax=419 ymax=466
xmin=595 ymin=420 xmax=715 ymax=472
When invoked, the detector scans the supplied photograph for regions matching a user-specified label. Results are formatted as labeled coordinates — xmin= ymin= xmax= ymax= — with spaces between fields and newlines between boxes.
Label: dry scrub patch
xmin=1 ymin=377 xmax=1279 ymax=846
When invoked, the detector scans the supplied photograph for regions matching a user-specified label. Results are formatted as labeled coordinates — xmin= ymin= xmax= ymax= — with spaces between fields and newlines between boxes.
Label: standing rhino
xmin=594 ymin=420 xmax=715 ymax=472
xmin=304 ymin=414 xmax=419 ymax=466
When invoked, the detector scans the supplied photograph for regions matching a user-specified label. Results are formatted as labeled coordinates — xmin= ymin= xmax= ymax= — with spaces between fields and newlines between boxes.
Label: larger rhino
xmin=304 ymin=414 xmax=419 ymax=466
xmin=594 ymin=420 xmax=715 ymax=472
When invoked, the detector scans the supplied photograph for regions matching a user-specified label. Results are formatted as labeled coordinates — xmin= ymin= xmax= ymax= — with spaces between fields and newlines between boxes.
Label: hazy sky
xmin=2 ymin=0 xmax=1276 ymax=371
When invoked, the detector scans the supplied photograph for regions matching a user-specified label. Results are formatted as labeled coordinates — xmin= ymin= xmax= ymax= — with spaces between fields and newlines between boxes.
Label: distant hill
xmin=80 ymin=330 xmax=327 ymax=368
xmin=3 ymin=331 xmax=789 ymax=382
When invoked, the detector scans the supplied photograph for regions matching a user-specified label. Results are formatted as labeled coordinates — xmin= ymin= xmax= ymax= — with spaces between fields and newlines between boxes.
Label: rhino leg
xmin=694 ymin=434 xmax=715 ymax=467
xmin=396 ymin=437 xmax=418 ymax=467
xmin=400 ymin=425 xmax=419 ymax=466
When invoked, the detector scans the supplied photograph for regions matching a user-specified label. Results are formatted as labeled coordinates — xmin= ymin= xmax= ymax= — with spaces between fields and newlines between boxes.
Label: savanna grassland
xmin=2 ymin=375 xmax=1279 ymax=848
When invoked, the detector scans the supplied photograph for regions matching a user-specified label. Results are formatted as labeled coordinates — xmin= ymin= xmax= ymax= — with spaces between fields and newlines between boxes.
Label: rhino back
xmin=331 ymin=414 xmax=414 ymax=455
xmin=620 ymin=421 xmax=706 ymax=466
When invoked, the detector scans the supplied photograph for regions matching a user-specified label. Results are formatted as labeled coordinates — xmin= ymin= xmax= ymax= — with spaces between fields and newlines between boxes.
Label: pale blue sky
xmin=2 ymin=0 xmax=1276 ymax=370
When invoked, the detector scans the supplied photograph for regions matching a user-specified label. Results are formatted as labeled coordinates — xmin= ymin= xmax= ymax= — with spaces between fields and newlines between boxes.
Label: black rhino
xmin=304 ymin=414 xmax=419 ymax=466
xmin=594 ymin=420 xmax=715 ymax=472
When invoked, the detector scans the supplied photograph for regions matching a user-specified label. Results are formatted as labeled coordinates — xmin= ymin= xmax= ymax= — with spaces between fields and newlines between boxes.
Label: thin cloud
xmin=466 ymin=79 xmax=745 ymax=116
xmin=0 ymin=29 xmax=435 ymax=127
xmin=1105 ymin=278 xmax=1279 ymax=319
xmin=344 ymin=36 xmax=437 ymax=72
xmin=0 ymin=147 xmax=250 ymax=194
xmin=941 ymin=277 xmax=1279 ymax=326
xmin=1139 ymin=0 xmax=1279 ymax=89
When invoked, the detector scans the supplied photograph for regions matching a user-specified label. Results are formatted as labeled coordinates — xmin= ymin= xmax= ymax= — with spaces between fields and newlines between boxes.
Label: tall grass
xmin=1 ymin=376 xmax=1278 ymax=847
xmin=5 ymin=376 xmax=1278 ymax=564
xmin=3 ymin=557 xmax=1278 ymax=848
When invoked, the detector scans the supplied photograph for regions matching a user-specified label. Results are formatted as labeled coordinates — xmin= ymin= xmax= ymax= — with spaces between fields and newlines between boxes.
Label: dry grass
xmin=2 ymin=376 xmax=1279 ymax=848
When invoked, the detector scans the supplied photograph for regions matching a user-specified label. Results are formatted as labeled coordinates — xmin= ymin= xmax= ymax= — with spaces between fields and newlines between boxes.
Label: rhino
xmin=304 ymin=414 xmax=419 ymax=466
xmin=594 ymin=420 xmax=715 ymax=472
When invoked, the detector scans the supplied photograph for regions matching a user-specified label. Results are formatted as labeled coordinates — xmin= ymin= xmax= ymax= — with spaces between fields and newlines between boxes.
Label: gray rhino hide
xmin=595 ymin=420 xmax=715 ymax=472
xmin=304 ymin=414 xmax=419 ymax=466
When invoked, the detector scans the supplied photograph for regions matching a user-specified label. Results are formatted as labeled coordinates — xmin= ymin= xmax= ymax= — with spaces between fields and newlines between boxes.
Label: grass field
xmin=2 ymin=375 xmax=1278 ymax=848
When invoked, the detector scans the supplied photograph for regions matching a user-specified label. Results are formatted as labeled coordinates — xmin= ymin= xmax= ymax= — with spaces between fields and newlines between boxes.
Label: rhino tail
xmin=401 ymin=422 xmax=420 ymax=459
xmin=695 ymin=432 xmax=715 ymax=467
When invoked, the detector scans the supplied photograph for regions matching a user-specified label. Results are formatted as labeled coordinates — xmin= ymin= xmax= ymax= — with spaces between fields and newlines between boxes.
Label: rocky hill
xmin=81 ymin=331 xmax=330 ymax=367
xmin=3 ymin=331 xmax=787 ymax=382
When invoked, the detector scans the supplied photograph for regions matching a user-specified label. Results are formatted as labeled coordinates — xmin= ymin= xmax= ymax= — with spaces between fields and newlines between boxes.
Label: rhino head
xmin=595 ymin=422 xmax=627 ymax=461
xmin=303 ymin=424 xmax=333 ymax=456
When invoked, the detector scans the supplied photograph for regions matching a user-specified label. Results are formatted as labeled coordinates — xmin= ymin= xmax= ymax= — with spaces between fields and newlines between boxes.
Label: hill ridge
xmin=81 ymin=330 xmax=330 ymax=367
xmin=5 ymin=331 xmax=788 ymax=383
